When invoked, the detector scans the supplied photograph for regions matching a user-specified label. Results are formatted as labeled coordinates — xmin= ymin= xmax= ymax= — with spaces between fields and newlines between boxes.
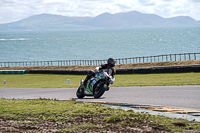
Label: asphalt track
xmin=1 ymin=86 xmax=200 ymax=110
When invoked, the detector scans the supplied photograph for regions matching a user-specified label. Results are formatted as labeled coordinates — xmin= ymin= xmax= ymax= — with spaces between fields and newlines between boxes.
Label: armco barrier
xmin=116 ymin=65 xmax=200 ymax=74
xmin=27 ymin=65 xmax=200 ymax=74
xmin=29 ymin=70 xmax=88 ymax=75
xmin=0 ymin=70 xmax=27 ymax=74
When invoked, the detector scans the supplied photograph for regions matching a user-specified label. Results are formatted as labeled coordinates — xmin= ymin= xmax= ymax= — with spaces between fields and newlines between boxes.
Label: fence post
xmin=175 ymin=54 xmax=176 ymax=61
xmin=184 ymin=54 xmax=186 ymax=60
xmin=189 ymin=53 xmax=191 ymax=60
xmin=170 ymin=54 xmax=172 ymax=61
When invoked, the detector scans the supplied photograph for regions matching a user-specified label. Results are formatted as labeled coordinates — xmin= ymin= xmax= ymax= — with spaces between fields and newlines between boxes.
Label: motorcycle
xmin=76 ymin=71 xmax=113 ymax=98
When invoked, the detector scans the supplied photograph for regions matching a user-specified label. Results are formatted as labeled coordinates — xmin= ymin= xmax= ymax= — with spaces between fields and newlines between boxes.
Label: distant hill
xmin=0 ymin=11 xmax=200 ymax=31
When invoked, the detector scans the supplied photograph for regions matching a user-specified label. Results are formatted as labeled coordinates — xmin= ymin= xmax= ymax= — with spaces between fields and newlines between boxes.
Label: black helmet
xmin=107 ymin=58 xmax=115 ymax=67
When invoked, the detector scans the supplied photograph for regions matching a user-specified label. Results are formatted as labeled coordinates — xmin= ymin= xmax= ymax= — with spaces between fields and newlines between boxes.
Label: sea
xmin=0 ymin=27 xmax=200 ymax=62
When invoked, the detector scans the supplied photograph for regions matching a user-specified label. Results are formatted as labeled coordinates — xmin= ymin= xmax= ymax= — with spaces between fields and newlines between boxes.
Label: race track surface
xmin=1 ymin=86 xmax=200 ymax=110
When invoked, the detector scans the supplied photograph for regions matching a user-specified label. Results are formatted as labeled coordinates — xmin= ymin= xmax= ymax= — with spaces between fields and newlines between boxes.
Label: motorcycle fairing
xmin=84 ymin=73 xmax=105 ymax=95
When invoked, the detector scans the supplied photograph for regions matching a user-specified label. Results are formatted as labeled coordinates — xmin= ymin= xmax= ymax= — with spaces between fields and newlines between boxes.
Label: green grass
xmin=0 ymin=74 xmax=85 ymax=88
xmin=0 ymin=73 xmax=200 ymax=88
xmin=0 ymin=99 xmax=200 ymax=132
xmin=115 ymin=73 xmax=200 ymax=86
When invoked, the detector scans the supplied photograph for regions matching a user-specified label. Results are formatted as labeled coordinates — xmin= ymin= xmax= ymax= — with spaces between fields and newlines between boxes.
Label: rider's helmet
xmin=107 ymin=58 xmax=115 ymax=67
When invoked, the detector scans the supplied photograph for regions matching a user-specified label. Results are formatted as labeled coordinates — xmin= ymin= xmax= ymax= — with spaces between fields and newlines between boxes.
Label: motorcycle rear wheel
xmin=76 ymin=86 xmax=85 ymax=98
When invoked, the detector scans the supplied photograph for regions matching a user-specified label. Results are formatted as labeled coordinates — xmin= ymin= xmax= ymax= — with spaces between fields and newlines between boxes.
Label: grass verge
xmin=0 ymin=99 xmax=200 ymax=132
xmin=0 ymin=73 xmax=200 ymax=88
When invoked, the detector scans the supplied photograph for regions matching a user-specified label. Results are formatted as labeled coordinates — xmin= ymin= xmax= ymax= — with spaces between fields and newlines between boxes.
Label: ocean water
xmin=0 ymin=27 xmax=200 ymax=62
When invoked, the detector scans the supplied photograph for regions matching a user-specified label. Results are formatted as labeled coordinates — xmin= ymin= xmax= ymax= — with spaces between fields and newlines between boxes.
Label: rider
xmin=83 ymin=58 xmax=116 ymax=89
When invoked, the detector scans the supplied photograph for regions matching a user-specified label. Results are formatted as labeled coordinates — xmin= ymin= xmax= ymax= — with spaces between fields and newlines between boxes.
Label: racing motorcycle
xmin=76 ymin=71 xmax=113 ymax=98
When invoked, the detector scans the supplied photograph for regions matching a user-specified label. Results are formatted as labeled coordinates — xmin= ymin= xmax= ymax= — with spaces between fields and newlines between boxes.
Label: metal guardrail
xmin=0 ymin=53 xmax=200 ymax=67
xmin=115 ymin=53 xmax=200 ymax=64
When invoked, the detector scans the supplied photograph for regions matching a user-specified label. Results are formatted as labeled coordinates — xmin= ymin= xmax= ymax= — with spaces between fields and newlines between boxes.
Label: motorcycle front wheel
xmin=76 ymin=86 xmax=85 ymax=98
xmin=93 ymin=83 xmax=106 ymax=98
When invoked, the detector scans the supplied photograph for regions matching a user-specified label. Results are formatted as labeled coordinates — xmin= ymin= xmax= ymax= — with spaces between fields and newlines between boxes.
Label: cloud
xmin=0 ymin=0 xmax=200 ymax=24
xmin=43 ymin=0 xmax=69 ymax=4
xmin=131 ymin=0 xmax=200 ymax=20
xmin=139 ymin=0 xmax=156 ymax=6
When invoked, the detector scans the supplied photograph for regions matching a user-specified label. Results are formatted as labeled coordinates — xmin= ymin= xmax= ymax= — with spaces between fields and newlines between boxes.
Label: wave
xmin=0 ymin=38 xmax=28 ymax=41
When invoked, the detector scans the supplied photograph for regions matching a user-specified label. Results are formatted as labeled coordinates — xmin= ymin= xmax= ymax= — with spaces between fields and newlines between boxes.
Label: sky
xmin=0 ymin=0 xmax=200 ymax=24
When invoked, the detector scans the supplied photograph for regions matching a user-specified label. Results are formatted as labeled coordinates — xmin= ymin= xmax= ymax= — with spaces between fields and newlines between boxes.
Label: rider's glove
xmin=95 ymin=67 xmax=99 ymax=73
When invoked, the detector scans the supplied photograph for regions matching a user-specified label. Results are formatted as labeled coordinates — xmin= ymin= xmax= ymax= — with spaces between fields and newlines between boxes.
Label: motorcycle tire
xmin=76 ymin=86 xmax=85 ymax=98
xmin=93 ymin=83 xmax=106 ymax=98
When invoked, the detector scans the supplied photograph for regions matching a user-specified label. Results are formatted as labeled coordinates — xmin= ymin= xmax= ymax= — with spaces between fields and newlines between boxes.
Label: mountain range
xmin=0 ymin=11 xmax=200 ymax=31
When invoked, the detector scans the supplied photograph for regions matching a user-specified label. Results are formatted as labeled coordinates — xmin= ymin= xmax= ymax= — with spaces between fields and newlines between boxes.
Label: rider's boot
xmin=79 ymin=79 xmax=85 ymax=90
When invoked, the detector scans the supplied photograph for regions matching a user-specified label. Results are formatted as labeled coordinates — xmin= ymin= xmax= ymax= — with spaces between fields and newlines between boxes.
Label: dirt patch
xmin=0 ymin=115 xmax=167 ymax=133
xmin=1 ymin=60 xmax=200 ymax=71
